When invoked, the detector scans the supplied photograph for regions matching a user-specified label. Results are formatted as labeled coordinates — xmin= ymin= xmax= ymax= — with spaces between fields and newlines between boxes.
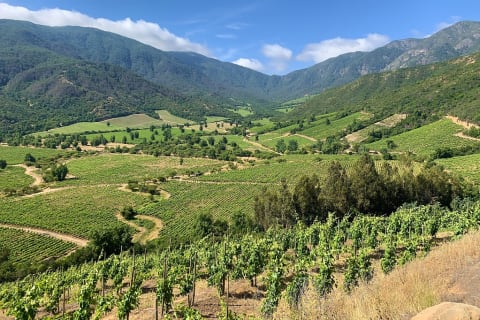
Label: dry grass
xmin=275 ymin=231 xmax=480 ymax=320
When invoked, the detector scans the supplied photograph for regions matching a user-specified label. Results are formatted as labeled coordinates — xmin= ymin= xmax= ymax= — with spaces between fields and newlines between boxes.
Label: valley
xmin=0 ymin=18 xmax=479 ymax=320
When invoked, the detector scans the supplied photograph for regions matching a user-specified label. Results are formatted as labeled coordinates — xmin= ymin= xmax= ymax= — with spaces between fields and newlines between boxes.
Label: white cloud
xmin=232 ymin=58 xmax=264 ymax=72
xmin=435 ymin=16 xmax=462 ymax=32
xmin=0 ymin=3 xmax=211 ymax=55
xmin=262 ymin=44 xmax=292 ymax=73
xmin=297 ymin=33 xmax=390 ymax=64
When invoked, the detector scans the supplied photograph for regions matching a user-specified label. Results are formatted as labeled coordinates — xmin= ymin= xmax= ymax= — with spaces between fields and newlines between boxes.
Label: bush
xmin=0 ymin=159 xmax=6 ymax=169
xmin=121 ymin=206 xmax=137 ymax=220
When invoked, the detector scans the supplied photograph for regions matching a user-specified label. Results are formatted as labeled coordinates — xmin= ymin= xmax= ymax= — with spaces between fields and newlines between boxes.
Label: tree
xmin=120 ymin=206 xmax=137 ymax=220
xmin=292 ymin=175 xmax=322 ymax=224
xmin=349 ymin=154 xmax=384 ymax=214
xmin=275 ymin=139 xmax=286 ymax=153
xmin=0 ymin=159 xmax=6 ymax=169
xmin=24 ymin=153 xmax=36 ymax=164
xmin=53 ymin=164 xmax=68 ymax=181
xmin=287 ymin=139 xmax=298 ymax=152
xmin=89 ymin=225 xmax=133 ymax=256
xmin=321 ymin=161 xmax=352 ymax=217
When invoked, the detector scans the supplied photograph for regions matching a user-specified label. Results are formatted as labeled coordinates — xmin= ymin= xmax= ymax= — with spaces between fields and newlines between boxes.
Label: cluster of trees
xmin=254 ymin=154 xmax=475 ymax=229
xmin=140 ymin=132 xmax=253 ymax=161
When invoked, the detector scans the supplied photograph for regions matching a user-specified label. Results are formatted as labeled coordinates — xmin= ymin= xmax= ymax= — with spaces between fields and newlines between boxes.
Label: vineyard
xmin=0 ymin=165 xmax=34 ymax=190
xmin=437 ymin=153 xmax=480 ymax=183
xmin=0 ymin=185 xmax=147 ymax=237
xmin=0 ymin=227 xmax=76 ymax=264
xmin=366 ymin=118 xmax=480 ymax=156
xmin=1 ymin=201 xmax=479 ymax=319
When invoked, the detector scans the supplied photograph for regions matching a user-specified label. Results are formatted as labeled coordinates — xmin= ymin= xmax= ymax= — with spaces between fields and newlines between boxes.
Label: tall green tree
xmin=321 ymin=161 xmax=352 ymax=217
xmin=349 ymin=154 xmax=384 ymax=214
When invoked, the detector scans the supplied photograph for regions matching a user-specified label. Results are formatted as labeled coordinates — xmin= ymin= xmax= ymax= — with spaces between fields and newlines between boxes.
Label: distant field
xmin=35 ymin=110 xmax=191 ymax=136
xmin=257 ymin=133 xmax=315 ymax=150
xmin=38 ymin=121 xmax=122 ymax=135
xmin=366 ymin=119 xmax=480 ymax=156
xmin=0 ymin=146 xmax=65 ymax=164
xmin=156 ymin=110 xmax=190 ymax=125
xmin=436 ymin=153 xmax=480 ymax=183
xmin=346 ymin=114 xmax=407 ymax=143
xmin=84 ymin=126 xmax=190 ymax=145
xmin=100 ymin=113 xmax=163 ymax=128
xmin=301 ymin=112 xmax=372 ymax=140
xmin=57 ymin=153 xmax=224 ymax=186
xmin=229 ymin=107 xmax=254 ymax=117
xmin=197 ymin=154 xmax=356 ymax=184
xmin=0 ymin=165 xmax=33 ymax=190
xmin=0 ymin=227 xmax=75 ymax=263
xmin=249 ymin=118 xmax=276 ymax=134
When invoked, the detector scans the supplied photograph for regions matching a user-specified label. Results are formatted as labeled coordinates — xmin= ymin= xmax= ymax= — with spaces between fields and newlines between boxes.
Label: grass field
xmin=249 ymin=118 xmax=276 ymax=134
xmin=0 ymin=146 xmax=66 ymax=164
xmin=37 ymin=122 xmax=123 ymax=135
xmin=366 ymin=119 xmax=480 ymax=156
xmin=229 ymin=107 xmax=254 ymax=117
xmin=156 ymin=110 xmax=190 ymax=125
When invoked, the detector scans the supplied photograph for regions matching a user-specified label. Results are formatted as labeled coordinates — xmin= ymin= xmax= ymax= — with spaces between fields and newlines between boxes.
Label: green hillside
xmin=291 ymin=52 xmax=480 ymax=124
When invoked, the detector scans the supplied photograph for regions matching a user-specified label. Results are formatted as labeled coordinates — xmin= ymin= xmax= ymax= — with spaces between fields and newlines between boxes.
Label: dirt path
xmin=454 ymin=132 xmax=480 ymax=141
xmin=446 ymin=115 xmax=479 ymax=129
xmin=15 ymin=164 xmax=43 ymax=186
xmin=243 ymin=138 xmax=281 ymax=155
xmin=115 ymin=213 xmax=163 ymax=245
xmin=0 ymin=223 xmax=88 ymax=247
xmin=445 ymin=116 xmax=480 ymax=141
xmin=294 ymin=133 xmax=317 ymax=142
xmin=20 ymin=186 xmax=74 ymax=198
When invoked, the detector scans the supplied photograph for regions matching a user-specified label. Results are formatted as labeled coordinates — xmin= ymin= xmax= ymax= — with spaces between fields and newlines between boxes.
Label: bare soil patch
xmin=446 ymin=115 xmax=479 ymax=129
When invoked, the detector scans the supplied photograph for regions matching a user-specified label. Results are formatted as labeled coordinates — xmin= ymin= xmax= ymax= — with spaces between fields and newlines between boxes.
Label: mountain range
xmin=1 ymin=19 xmax=480 ymax=135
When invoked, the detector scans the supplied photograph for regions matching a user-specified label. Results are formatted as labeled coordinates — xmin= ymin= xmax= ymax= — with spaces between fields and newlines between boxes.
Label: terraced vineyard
xmin=0 ymin=227 xmax=75 ymax=263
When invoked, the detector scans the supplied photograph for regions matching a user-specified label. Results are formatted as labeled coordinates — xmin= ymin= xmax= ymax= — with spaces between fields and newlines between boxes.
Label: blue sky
xmin=1 ymin=1 xmax=480 ymax=75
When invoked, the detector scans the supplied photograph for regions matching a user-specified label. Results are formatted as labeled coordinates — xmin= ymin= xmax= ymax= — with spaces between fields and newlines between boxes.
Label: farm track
xmin=243 ymin=137 xmax=281 ymax=154
xmin=175 ymin=178 xmax=278 ymax=186
xmin=15 ymin=164 xmax=43 ymax=186
xmin=445 ymin=115 xmax=480 ymax=142
xmin=115 ymin=213 xmax=163 ymax=245
xmin=0 ymin=223 xmax=88 ymax=247
xmin=294 ymin=133 xmax=317 ymax=142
